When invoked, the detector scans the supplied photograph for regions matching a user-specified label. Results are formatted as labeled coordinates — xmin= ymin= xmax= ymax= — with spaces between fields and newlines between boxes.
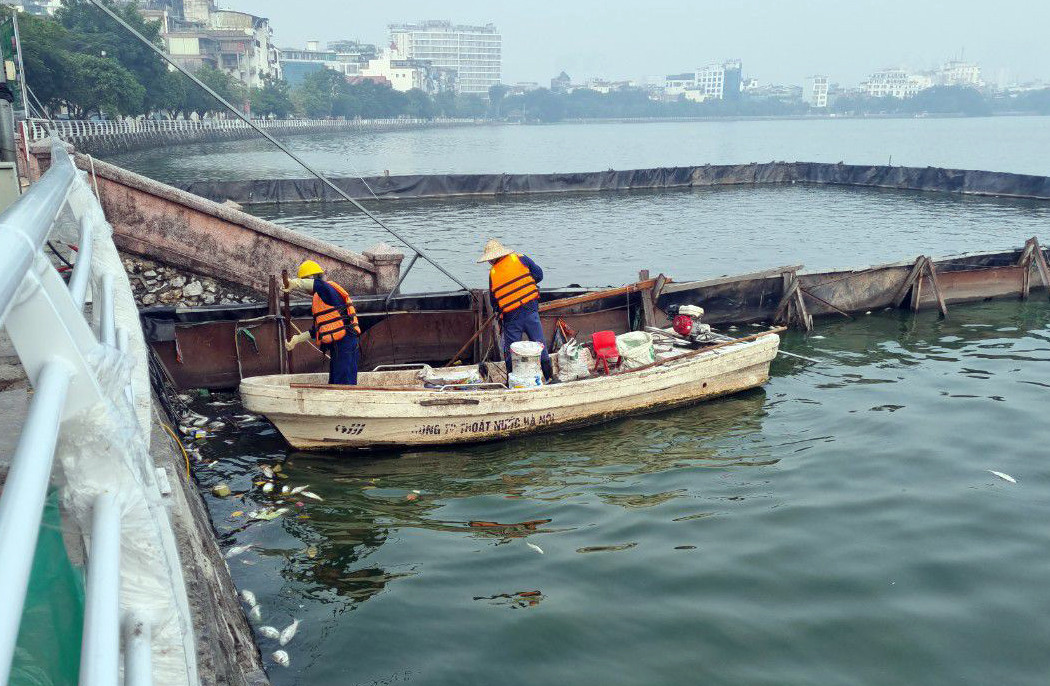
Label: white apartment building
xmin=937 ymin=60 xmax=982 ymax=87
xmin=389 ymin=21 xmax=501 ymax=95
xmin=692 ymin=60 xmax=742 ymax=100
xmin=663 ymin=73 xmax=694 ymax=99
xmin=803 ymin=75 xmax=829 ymax=107
xmin=864 ymin=68 xmax=933 ymax=98
xmin=360 ymin=51 xmax=424 ymax=92
xmin=695 ymin=64 xmax=726 ymax=99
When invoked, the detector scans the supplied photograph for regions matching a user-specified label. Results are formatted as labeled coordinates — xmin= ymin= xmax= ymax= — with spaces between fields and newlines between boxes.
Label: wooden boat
xmin=239 ymin=329 xmax=782 ymax=451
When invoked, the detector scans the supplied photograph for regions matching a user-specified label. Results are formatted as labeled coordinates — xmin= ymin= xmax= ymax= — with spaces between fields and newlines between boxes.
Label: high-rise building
xmin=803 ymin=75 xmax=829 ymax=107
xmin=388 ymin=21 xmax=501 ymax=96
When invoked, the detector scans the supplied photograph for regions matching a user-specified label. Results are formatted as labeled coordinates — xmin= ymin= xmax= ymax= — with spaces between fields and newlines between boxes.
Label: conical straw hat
xmin=477 ymin=239 xmax=513 ymax=263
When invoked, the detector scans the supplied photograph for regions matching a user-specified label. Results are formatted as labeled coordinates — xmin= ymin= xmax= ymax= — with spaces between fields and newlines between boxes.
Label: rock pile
xmin=121 ymin=254 xmax=259 ymax=308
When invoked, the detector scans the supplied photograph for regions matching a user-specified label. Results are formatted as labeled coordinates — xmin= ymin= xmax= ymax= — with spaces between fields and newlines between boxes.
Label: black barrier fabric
xmin=178 ymin=163 xmax=1050 ymax=206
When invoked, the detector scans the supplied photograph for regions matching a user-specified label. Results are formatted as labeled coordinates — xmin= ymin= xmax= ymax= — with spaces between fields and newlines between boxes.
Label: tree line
xmin=9 ymin=1 xmax=1050 ymax=123
xmin=10 ymin=0 xmax=485 ymax=120
xmin=489 ymin=83 xmax=1050 ymax=123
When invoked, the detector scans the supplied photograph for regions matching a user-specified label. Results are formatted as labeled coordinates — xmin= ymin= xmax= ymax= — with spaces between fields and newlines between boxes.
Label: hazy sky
xmin=222 ymin=0 xmax=1050 ymax=87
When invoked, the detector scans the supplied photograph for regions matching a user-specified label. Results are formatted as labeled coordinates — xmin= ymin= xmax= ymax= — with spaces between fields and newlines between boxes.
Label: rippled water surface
xmin=105 ymin=116 xmax=1050 ymax=180
xmin=130 ymin=118 xmax=1050 ymax=684
xmin=249 ymin=185 xmax=1050 ymax=292
xmin=196 ymin=301 xmax=1050 ymax=686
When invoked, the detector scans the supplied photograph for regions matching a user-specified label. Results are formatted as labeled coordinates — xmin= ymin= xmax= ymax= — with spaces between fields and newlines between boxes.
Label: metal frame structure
xmin=0 ymin=142 xmax=196 ymax=686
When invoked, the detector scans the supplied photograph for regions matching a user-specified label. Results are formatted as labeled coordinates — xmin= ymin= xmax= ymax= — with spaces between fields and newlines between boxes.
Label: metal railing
xmin=26 ymin=116 xmax=479 ymax=141
xmin=0 ymin=142 xmax=196 ymax=686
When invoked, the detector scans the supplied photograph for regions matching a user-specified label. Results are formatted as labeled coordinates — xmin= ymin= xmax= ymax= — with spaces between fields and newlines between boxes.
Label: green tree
xmin=403 ymin=88 xmax=437 ymax=118
xmin=183 ymin=66 xmax=245 ymax=117
xmin=292 ymin=68 xmax=345 ymax=118
xmin=12 ymin=12 xmax=70 ymax=115
xmin=57 ymin=0 xmax=167 ymax=114
xmin=151 ymin=69 xmax=189 ymax=118
xmin=250 ymin=78 xmax=293 ymax=118
xmin=487 ymin=83 xmax=509 ymax=118
xmin=62 ymin=52 xmax=144 ymax=117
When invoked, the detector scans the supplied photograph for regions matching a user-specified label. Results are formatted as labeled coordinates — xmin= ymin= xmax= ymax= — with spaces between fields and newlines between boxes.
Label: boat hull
xmin=240 ymin=333 xmax=779 ymax=451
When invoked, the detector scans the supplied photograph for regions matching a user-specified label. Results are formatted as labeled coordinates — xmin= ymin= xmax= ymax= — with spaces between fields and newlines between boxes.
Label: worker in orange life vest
xmin=282 ymin=260 xmax=361 ymax=385
xmin=478 ymin=239 xmax=553 ymax=382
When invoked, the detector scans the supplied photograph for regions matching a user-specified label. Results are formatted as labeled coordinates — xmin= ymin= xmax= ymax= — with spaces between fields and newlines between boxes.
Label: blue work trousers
xmin=327 ymin=334 xmax=359 ymax=385
xmin=502 ymin=305 xmax=551 ymax=369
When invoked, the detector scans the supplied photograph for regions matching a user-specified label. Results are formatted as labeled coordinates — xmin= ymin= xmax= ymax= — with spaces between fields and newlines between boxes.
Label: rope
xmin=86 ymin=153 xmax=101 ymax=201
xmin=160 ymin=423 xmax=191 ymax=480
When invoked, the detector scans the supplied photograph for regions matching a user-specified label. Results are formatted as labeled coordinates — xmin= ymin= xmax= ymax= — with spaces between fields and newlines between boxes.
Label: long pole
xmin=11 ymin=14 xmax=29 ymax=120
xmin=83 ymin=0 xmax=470 ymax=293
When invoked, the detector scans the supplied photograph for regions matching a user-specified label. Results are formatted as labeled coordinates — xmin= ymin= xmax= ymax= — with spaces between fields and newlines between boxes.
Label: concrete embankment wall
xmin=28 ymin=118 xmax=481 ymax=156
xmin=179 ymin=162 xmax=1050 ymax=206
xmin=27 ymin=141 xmax=405 ymax=296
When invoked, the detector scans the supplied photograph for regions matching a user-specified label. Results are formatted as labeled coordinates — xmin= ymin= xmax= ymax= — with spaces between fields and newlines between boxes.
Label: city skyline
xmin=222 ymin=0 xmax=1050 ymax=87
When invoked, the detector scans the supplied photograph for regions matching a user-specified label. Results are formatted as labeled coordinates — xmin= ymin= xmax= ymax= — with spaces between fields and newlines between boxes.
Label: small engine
xmin=667 ymin=304 xmax=716 ymax=343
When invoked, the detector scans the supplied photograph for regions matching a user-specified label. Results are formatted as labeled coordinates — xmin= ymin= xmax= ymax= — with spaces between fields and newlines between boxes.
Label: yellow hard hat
xmin=297 ymin=260 xmax=323 ymax=279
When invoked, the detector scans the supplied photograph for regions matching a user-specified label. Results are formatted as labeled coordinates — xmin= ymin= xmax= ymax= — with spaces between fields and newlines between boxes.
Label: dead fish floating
xmin=272 ymin=650 xmax=290 ymax=667
xmin=249 ymin=508 xmax=290 ymax=521
xmin=987 ymin=470 xmax=1017 ymax=484
xmin=290 ymin=485 xmax=310 ymax=495
xmin=249 ymin=605 xmax=262 ymax=622
xmin=279 ymin=619 xmax=300 ymax=646
xmin=240 ymin=590 xmax=258 ymax=607
xmin=225 ymin=543 xmax=254 ymax=559
xmin=300 ymin=491 xmax=323 ymax=502
xmin=526 ymin=542 xmax=544 ymax=555
xmin=258 ymin=626 xmax=280 ymax=640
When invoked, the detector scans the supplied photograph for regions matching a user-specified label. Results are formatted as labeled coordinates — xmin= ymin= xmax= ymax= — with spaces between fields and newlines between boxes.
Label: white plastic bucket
xmin=509 ymin=340 xmax=544 ymax=385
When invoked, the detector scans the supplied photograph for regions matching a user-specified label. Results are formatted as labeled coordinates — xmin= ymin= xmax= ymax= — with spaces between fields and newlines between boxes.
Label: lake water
xmin=196 ymin=301 xmax=1050 ymax=686
xmin=124 ymin=118 xmax=1050 ymax=685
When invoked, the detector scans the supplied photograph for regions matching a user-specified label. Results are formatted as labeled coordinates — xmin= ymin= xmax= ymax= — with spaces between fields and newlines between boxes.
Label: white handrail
xmin=0 ymin=140 xmax=197 ymax=686
xmin=26 ymin=116 xmax=478 ymax=142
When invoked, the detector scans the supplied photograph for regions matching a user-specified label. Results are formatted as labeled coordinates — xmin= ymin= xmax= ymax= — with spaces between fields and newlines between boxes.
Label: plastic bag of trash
xmin=556 ymin=340 xmax=593 ymax=382
xmin=508 ymin=371 xmax=543 ymax=389
xmin=616 ymin=331 xmax=656 ymax=370
xmin=420 ymin=365 xmax=482 ymax=388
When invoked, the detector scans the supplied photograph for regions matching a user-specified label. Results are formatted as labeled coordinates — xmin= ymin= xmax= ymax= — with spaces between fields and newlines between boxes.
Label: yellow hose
xmin=161 ymin=423 xmax=191 ymax=479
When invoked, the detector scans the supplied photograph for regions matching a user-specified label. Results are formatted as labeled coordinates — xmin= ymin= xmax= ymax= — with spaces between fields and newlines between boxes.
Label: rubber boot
xmin=541 ymin=357 xmax=555 ymax=384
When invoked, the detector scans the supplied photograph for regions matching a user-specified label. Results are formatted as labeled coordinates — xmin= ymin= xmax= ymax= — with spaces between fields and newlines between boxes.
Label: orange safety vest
xmin=311 ymin=280 xmax=361 ymax=345
xmin=490 ymin=253 xmax=540 ymax=315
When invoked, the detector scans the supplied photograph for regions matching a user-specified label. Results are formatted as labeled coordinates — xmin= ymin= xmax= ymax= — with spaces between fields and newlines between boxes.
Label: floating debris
xmin=260 ymin=465 xmax=274 ymax=479
xmin=271 ymin=650 xmax=289 ymax=667
xmin=231 ymin=511 xmax=244 ymax=518
xmin=281 ymin=485 xmax=290 ymax=495
xmin=258 ymin=626 xmax=280 ymax=640
xmin=987 ymin=470 xmax=1017 ymax=484
xmin=240 ymin=590 xmax=257 ymax=607
xmin=279 ymin=619 xmax=300 ymax=646
xmin=576 ymin=542 xmax=637 ymax=554
xmin=261 ymin=482 xmax=274 ymax=494
xmin=526 ymin=542 xmax=544 ymax=555
xmin=211 ymin=483 xmax=231 ymax=497
xmin=225 ymin=543 xmax=254 ymax=559
xmin=305 ymin=545 xmax=318 ymax=559
xmin=248 ymin=508 xmax=289 ymax=521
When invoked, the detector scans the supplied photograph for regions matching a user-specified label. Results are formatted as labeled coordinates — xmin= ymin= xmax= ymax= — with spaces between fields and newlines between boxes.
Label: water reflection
xmin=190 ymin=299 xmax=1050 ymax=686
